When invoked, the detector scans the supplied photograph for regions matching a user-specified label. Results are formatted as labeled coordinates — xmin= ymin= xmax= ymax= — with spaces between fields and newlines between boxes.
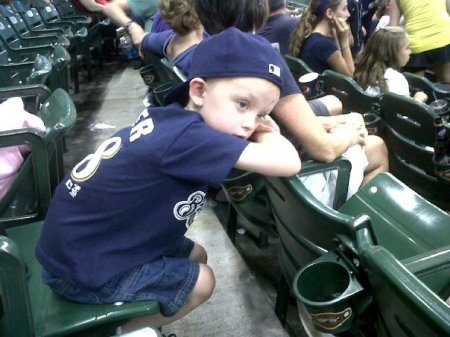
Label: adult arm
xmin=273 ymin=93 xmax=364 ymax=162
xmin=389 ymin=0 xmax=402 ymax=26
xmin=327 ymin=19 xmax=355 ymax=76
xmin=103 ymin=0 xmax=145 ymax=45
xmin=78 ymin=0 xmax=104 ymax=12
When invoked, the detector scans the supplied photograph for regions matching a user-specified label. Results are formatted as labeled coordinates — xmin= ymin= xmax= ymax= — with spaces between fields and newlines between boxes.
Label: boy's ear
xmin=188 ymin=78 xmax=207 ymax=107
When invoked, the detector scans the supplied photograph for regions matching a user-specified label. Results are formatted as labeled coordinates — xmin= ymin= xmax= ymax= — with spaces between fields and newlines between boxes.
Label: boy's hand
xmin=253 ymin=115 xmax=280 ymax=134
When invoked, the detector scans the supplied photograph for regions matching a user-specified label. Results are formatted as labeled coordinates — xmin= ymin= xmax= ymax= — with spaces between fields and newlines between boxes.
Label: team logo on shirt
xmin=173 ymin=191 xmax=206 ymax=228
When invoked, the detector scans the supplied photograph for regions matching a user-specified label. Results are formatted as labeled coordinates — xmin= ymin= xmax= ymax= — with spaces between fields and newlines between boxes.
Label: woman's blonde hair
xmin=288 ymin=0 xmax=343 ymax=57
xmin=158 ymin=0 xmax=201 ymax=36
xmin=354 ymin=26 xmax=408 ymax=93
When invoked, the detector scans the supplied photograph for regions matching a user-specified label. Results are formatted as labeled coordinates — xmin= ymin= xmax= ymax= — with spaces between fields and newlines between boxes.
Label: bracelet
xmin=340 ymin=45 xmax=350 ymax=52
xmin=125 ymin=19 xmax=134 ymax=32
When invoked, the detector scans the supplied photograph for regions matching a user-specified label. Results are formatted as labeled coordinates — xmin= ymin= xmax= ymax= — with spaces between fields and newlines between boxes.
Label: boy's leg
xmin=121 ymin=263 xmax=215 ymax=332
xmin=121 ymin=242 xmax=214 ymax=332
xmin=362 ymin=135 xmax=389 ymax=185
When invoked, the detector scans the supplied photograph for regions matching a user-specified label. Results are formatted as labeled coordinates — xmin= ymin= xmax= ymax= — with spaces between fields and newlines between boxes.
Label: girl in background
xmin=288 ymin=0 xmax=355 ymax=76
xmin=354 ymin=26 xmax=427 ymax=102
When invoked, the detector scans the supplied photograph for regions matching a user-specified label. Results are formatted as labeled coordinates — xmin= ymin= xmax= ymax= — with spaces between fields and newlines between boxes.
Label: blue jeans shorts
xmin=43 ymin=237 xmax=200 ymax=317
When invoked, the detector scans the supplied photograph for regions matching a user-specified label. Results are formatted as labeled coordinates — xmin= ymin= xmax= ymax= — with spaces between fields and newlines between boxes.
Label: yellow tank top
xmin=400 ymin=0 xmax=450 ymax=53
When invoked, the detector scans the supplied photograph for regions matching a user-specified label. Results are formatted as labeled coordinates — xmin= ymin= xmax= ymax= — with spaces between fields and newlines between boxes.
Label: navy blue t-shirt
xmin=36 ymin=104 xmax=248 ymax=289
xmin=257 ymin=13 xmax=298 ymax=56
xmin=299 ymin=33 xmax=338 ymax=73
xmin=141 ymin=30 xmax=199 ymax=73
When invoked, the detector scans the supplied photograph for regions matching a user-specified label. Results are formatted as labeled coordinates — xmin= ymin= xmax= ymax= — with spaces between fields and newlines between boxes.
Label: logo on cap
xmin=269 ymin=64 xmax=281 ymax=77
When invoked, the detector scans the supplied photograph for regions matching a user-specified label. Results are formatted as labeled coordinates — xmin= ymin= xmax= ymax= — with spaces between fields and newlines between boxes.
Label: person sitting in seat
xmin=288 ymin=0 xmax=355 ymax=77
xmin=257 ymin=0 xmax=299 ymax=56
xmin=102 ymin=0 xmax=170 ymax=46
xmin=354 ymin=26 xmax=428 ymax=102
xmin=195 ymin=0 xmax=389 ymax=188
xmin=139 ymin=0 xmax=205 ymax=72
xmin=35 ymin=28 xmax=301 ymax=333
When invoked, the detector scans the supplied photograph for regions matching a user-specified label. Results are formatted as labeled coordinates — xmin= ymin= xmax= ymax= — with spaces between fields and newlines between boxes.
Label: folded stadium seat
xmin=0 ymin=3 xmax=70 ymax=49
xmin=0 ymin=39 xmax=53 ymax=88
xmin=0 ymin=85 xmax=76 ymax=226
xmin=31 ymin=0 xmax=105 ymax=82
xmin=12 ymin=0 xmax=91 ymax=92
xmin=222 ymin=169 xmax=276 ymax=249
xmin=0 ymin=16 xmax=70 ymax=90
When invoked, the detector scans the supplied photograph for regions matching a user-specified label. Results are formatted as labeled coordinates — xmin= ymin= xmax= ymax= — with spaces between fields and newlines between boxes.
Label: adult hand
xmin=330 ymin=124 xmax=366 ymax=147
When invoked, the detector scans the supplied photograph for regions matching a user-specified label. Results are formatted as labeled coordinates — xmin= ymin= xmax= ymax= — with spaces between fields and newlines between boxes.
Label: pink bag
xmin=0 ymin=97 xmax=46 ymax=199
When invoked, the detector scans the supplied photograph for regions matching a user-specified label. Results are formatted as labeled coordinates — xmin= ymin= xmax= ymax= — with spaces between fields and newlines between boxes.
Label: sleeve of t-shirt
xmin=317 ymin=37 xmax=339 ymax=64
xmin=161 ymin=121 xmax=250 ymax=187
xmin=140 ymin=30 xmax=174 ymax=56
xmin=385 ymin=68 xmax=410 ymax=96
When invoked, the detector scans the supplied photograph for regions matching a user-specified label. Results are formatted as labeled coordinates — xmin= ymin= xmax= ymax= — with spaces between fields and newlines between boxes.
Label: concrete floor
xmin=63 ymin=59 xmax=308 ymax=337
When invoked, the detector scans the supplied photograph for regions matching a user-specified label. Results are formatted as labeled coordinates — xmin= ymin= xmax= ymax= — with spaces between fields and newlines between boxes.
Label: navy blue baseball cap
xmin=165 ymin=27 xmax=283 ymax=105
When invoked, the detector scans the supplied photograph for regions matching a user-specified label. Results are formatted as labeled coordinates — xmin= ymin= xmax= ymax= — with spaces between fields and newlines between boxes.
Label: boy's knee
xmin=194 ymin=264 xmax=215 ymax=302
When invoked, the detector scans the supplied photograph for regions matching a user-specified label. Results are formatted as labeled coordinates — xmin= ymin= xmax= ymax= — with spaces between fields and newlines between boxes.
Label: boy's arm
xmin=234 ymin=117 xmax=301 ymax=177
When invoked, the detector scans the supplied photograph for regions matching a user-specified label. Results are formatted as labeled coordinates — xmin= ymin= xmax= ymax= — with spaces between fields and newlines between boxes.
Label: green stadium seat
xmin=222 ymin=169 xmax=275 ymax=248
xmin=0 ymin=85 xmax=76 ymax=226
xmin=379 ymin=92 xmax=450 ymax=209
xmin=0 ymin=220 xmax=161 ymax=337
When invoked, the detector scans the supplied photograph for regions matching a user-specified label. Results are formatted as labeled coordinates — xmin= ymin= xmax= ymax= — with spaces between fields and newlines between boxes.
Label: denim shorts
xmin=43 ymin=237 xmax=199 ymax=317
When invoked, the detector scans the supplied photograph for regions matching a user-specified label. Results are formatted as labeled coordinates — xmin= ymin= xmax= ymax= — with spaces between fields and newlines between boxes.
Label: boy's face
xmin=191 ymin=77 xmax=280 ymax=139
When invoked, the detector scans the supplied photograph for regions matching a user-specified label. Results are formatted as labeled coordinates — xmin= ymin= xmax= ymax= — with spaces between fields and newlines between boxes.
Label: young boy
xmin=35 ymin=27 xmax=301 ymax=333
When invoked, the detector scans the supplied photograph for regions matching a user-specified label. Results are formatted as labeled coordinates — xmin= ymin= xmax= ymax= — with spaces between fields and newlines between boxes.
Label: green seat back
xmin=0 ymin=221 xmax=160 ymax=337
xmin=404 ymin=72 xmax=450 ymax=102
xmin=379 ymin=92 xmax=450 ymax=206
xmin=322 ymin=69 xmax=382 ymax=114
xmin=356 ymin=229 xmax=450 ymax=337
xmin=264 ymin=159 xmax=366 ymax=282
xmin=0 ymin=86 xmax=76 ymax=226
xmin=284 ymin=54 xmax=314 ymax=83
